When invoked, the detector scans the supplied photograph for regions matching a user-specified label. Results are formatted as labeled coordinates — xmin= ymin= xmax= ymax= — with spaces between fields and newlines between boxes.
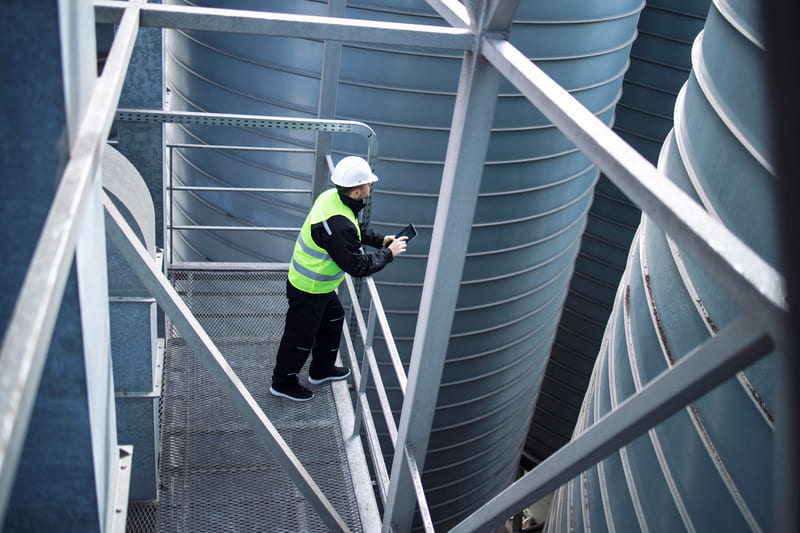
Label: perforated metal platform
xmin=129 ymin=265 xmax=377 ymax=532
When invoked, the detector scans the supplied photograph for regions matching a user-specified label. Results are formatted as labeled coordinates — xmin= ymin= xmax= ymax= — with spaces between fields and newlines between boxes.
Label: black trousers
xmin=272 ymin=280 xmax=345 ymax=386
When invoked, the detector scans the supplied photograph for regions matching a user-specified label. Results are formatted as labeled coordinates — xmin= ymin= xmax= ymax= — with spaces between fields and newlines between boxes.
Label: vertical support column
xmin=312 ymin=0 xmax=346 ymax=201
xmin=116 ymin=0 xmax=165 ymax=249
xmin=380 ymin=2 xmax=518 ymax=529
xmin=112 ymin=3 xmax=164 ymax=503
xmin=2 ymin=1 xmax=119 ymax=531
xmin=382 ymin=46 xmax=501 ymax=533
xmin=381 ymin=2 xmax=521 ymax=529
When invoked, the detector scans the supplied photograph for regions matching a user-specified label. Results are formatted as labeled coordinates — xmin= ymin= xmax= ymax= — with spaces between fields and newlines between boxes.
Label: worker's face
xmin=356 ymin=183 xmax=372 ymax=199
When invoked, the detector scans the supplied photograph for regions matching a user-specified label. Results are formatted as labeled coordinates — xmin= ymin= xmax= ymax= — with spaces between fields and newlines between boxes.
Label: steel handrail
xmin=140 ymin=115 xmax=379 ymax=263
xmin=339 ymin=274 xmax=434 ymax=530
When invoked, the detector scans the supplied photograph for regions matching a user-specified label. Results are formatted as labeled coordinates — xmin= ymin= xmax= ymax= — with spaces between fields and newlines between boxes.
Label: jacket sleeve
xmin=310 ymin=215 xmax=394 ymax=278
xmin=359 ymin=224 xmax=386 ymax=249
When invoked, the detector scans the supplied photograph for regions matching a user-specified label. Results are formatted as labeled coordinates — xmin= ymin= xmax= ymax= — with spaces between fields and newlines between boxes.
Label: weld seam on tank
xmin=609 ymin=302 xmax=673 ymax=533
xmin=664 ymin=232 xmax=776 ymax=427
xmin=635 ymin=219 xmax=762 ymax=531
xmin=615 ymin=101 xmax=674 ymax=121
xmin=636 ymin=26 xmax=697 ymax=46
xmin=691 ymin=34 xmax=773 ymax=172
xmin=570 ymin=268 xmax=620 ymax=293
xmin=448 ymin=284 xmax=570 ymax=339
xmin=172 ymin=204 xmax=256 ymax=260
xmin=461 ymin=213 xmax=589 ymax=258
xmin=713 ymin=0 xmax=762 ymax=48
xmin=165 ymin=44 xmax=322 ymax=116
xmin=459 ymin=240 xmax=580 ymax=288
xmin=171 ymin=124 xmax=315 ymax=181
xmin=562 ymin=291 xmax=613 ymax=323
xmin=584 ymin=208 xmax=640 ymax=234
xmin=374 ymin=159 xmax=598 ymax=201
xmin=664 ymin=234 xmax=718 ymax=335
xmin=671 ymin=86 xmax=721 ymax=217
xmin=664 ymin=227 xmax=777 ymax=428
xmin=612 ymin=125 xmax=669 ymax=145
xmin=512 ymin=1 xmax=645 ymax=25
xmin=424 ymin=305 xmax=563 ymax=363
xmin=171 ymin=142 xmax=312 ymax=203
xmin=428 ymin=402 xmax=537 ymax=454
xmin=622 ymin=73 xmax=688 ymax=98
xmin=174 ymin=28 xmax=322 ymax=80
xmin=373 ymin=239 xmax=579 ymax=295
xmin=343 ymin=145 xmax=580 ymax=167
xmin=553 ymin=318 xmax=608 ymax=348
xmin=427 ymin=401 xmax=543 ymax=465
xmin=468 ymin=192 xmax=594 ymax=235
xmin=177 ymin=186 xmax=283 ymax=228
xmin=173 ymin=202 xmax=286 ymax=260
xmin=628 ymin=54 xmax=691 ymax=77
xmin=579 ymin=234 xmax=634 ymax=260
xmin=334 ymin=81 xmax=623 ymax=133
xmin=595 ymin=460 xmax=616 ymax=532
xmin=438 ymin=323 xmax=560 ymax=391
xmin=645 ymin=3 xmax=710 ymax=19
xmin=591 ymin=186 xmax=643 ymax=211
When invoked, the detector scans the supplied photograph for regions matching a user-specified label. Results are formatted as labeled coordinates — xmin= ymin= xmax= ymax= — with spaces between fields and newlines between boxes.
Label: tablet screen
xmin=395 ymin=223 xmax=418 ymax=242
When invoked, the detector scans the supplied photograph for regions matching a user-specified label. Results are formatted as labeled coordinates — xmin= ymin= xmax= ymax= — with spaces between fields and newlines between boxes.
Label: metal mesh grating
xmin=127 ymin=501 xmax=157 ymax=533
xmin=141 ymin=267 xmax=363 ymax=532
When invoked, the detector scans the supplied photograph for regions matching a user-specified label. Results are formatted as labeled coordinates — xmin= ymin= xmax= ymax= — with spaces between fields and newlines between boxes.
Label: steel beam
xmin=313 ymin=0 xmax=346 ymax=202
xmin=94 ymin=0 xmax=474 ymax=51
xmin=117 ymin=109 xmax=379 ymax=171
xmin=425 ymin=0 xmax=471 ymax=29
xmin=480 ymin=36 xmax=788 ymax=339
xmin=381 ymin=3 xmax=518 ymax=529
xmin=0 ymin=3 xmax=141 ymax=523
xmin=448 ymin=315 xmax=773 ymax=532
xmin=103 ymin=194 xmax=351 ymax=533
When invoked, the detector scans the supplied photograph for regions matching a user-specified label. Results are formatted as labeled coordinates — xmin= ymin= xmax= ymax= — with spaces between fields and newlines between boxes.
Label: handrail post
xmin=168 ymin=145 xmax=173 ymax=266
xmin=353 ymin=300 xmax=377 ymax=436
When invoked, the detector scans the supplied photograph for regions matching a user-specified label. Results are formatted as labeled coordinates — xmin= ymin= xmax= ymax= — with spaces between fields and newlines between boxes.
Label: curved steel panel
xmin=165 ymin=0 xmax=642 ymax=528
xmin=547 ymin=0 xmax=776 ymax=531
xmin=526 ymin=0 xmax=711 ymax=465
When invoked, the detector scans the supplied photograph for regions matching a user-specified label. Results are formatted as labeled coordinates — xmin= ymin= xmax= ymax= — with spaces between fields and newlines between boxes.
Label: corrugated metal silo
xmin=546 ymin=0 xmax=777 ymax=530
xmin=163 ymin=0 xmax=643 ymax=528
xmin=526 ymin=0 xmax=711 ymax=465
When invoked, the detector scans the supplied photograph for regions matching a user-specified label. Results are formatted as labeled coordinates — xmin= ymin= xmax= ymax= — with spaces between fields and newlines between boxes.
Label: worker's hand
xmin=388 ymin=236 xmax=408 ymax=257
xmin=383 ymin=236 xmax=395 ymax=247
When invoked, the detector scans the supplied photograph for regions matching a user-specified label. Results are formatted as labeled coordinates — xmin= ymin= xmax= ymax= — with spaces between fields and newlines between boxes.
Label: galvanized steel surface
xmin=164 ymin=0 xmax=642 ymax=528
xmin=526 ymin=0 xmax=711 ymax=466
xmin=547 ymin=0 xmax=776 ymax=531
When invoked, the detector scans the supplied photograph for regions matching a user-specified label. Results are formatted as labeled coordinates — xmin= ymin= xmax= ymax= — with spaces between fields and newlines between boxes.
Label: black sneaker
xmin=270 ymin=382 xmax=314 ymax=401
xmin=308 ymin=366 xmax=351 ymax=385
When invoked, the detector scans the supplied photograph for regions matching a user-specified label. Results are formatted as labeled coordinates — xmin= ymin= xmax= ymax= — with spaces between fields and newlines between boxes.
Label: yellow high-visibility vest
xmin=288 ymin=189 xmax=361 ymax=293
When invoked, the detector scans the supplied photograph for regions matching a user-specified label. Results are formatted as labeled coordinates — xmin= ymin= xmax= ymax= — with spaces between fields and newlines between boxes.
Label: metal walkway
xmin=130 ymin=264 xmax=378 ymax=532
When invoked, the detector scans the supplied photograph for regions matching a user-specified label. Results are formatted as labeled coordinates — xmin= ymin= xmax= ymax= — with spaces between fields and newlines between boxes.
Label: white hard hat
xmin=330 ymin=156 xmax=378 ymax=187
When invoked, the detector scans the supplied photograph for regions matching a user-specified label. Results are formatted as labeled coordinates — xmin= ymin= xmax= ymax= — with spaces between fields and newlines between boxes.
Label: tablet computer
xmin=395 ymin=223 xmax=418 ymax=243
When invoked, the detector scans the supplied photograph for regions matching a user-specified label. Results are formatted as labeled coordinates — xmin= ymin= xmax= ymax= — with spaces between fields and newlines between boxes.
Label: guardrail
xmin=114 ymin=110 xmax=379 ymax=264
xmin=339 ymin=274 xmax=434 ymax=531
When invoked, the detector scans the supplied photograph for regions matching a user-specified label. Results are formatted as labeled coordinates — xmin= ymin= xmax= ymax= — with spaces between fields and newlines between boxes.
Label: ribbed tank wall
xmin=546 ymin=0 xmax=776 ymax=531
xmin=526 ymin=0 xmax=711 ymax=464
xmin=164 ymin=1 xmax=642 ymax=528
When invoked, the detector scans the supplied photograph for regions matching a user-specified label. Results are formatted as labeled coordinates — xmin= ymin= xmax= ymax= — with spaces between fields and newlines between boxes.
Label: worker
xmin=270 ymin=156 xmax=408 ymax=401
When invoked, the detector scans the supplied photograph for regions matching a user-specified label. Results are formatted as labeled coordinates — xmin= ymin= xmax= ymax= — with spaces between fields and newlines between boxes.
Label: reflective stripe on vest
xmin=288 ymin=189 xmax=360 ymax=293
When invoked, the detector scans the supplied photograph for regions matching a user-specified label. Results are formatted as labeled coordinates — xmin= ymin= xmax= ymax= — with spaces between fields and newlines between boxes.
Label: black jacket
xmin=309 ymin=191 xmax=394 ymax=278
